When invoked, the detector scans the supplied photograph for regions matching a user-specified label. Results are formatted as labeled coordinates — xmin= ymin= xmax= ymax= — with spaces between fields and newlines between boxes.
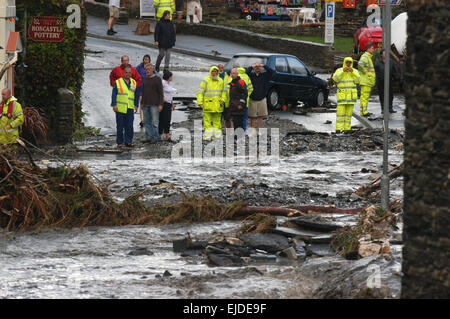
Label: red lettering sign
xmin=28 ymin=16 xmax=65 ymax=43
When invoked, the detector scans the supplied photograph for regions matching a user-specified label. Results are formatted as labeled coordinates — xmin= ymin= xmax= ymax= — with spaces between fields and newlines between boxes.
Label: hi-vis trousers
xmin=203 ymin=112 xmax=222 ymax=140
xmin=336 ymin=103 xmax=354 ymax=131
xmin=359 ymin=85 xmax=372 ymax=116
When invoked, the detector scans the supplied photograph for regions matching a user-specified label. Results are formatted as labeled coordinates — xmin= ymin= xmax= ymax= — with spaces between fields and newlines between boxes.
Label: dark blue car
xmin=224 ymin=53 xmax=329 ymax=110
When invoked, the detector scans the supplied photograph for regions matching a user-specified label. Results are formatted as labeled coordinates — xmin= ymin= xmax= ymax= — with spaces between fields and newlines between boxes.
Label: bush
xmin=15 ymin=0 xmax=87 ymax=131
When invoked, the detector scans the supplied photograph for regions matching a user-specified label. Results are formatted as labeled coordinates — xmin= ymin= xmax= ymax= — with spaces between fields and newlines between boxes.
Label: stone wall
xmin=402 ymin=0 xmax=450 ymax=298
xmin=175 ymin=22 xmax=334 ymax=70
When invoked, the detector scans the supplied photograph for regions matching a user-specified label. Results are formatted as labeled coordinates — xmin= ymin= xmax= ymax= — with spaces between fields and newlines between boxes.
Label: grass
xmin=276 ymin=35 xmax=354 ymax=52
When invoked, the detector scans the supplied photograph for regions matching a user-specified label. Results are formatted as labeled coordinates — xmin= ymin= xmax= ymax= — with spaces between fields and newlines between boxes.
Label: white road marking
xmin=86 ymin=56 xmax=110 ymax=65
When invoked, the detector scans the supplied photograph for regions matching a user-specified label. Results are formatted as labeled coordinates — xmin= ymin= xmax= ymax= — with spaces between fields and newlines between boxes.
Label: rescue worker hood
xmin=343 ymin=57 xmax=354 ymax=69
xmin=209 ymin=66 xmax=220 ymax=79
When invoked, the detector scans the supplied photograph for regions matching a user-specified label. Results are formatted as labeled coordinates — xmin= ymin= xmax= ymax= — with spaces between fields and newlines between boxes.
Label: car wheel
xmin=245 ymin=14 xmax=252 ymax=21
xmin=309 ymin=89 xmax=325 ymax=108
xmin=267 ymin=88 xmax=280 ymax=110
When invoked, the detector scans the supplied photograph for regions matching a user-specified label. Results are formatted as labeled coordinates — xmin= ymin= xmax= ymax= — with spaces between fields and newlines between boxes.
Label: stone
xmin=358 ymin=242 xmax=381 ymax=258
xmin=127 ymin=247 xmax=154 ymax=256
xmin=292 ymin=217 xmax=343 ymax=232
xmin=276 ymin=247 xmax=297 ymax=260
xmin=240 ymin=233 xmax=290 ymax=254
xmin=308 ymin=244 xmax=335 ymax=257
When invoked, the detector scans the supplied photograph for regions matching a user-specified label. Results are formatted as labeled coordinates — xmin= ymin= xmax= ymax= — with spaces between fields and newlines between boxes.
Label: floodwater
xmin=0 ymin=38 xmax=405 ymax=298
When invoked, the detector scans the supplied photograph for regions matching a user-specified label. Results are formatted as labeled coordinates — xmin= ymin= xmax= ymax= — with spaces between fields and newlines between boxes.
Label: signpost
xmin=324 ymin=1 xmax=335 ymax=44
xmin=140 ymin=0 xmax=155 ymax=18
xmin=381 ymin=0 xmax=392 ymax=210
xmin=27 ymin=16 xmax=65 ymax=42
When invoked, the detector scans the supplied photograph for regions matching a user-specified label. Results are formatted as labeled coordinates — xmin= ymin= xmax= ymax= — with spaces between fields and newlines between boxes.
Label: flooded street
xmin=0 ymin=37 xmax=405 ymax=299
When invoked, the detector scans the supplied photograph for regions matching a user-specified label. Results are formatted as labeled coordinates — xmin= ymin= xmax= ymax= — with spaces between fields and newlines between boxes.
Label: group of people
xmin=110 ymin=55 xmax=176 ymax=148
xmin=107 ymin=0 xmax=202 ymax=36
xmin=197 ymin=62 xmax=273 ymax=141
xmin=332 ymin=41 xmax=399 ymax=133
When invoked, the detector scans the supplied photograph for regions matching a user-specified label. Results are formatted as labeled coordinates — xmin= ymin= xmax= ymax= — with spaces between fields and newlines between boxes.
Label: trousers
xmin=359 ymin=85 xmax=372 ymax=115
xmin=336 ymin=103 xmax=354 ymax=131
xmin=116 ymin=108 xmax=134 ymax=145
xmin=143 ymin=105 xmax=159 ymax=141
xmin=203 ymin=112 xmax=222 ymax=139
xmin=155 ymin=47 xmax=171 ymax=72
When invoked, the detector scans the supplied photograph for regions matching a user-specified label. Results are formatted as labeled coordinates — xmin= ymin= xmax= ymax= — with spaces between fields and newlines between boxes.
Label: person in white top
xmin=159 ymin=70 xmax=176 ymax=141
xmin=108 ymin=0 xmax=121 ymax=35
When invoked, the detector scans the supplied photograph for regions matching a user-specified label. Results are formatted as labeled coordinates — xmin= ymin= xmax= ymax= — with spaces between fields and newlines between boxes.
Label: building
xmin=0 ymin=0 xmax=21 ymax=93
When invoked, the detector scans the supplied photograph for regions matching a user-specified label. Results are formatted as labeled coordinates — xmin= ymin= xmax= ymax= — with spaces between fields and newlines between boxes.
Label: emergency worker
xmin=358 ymin=42 xmax=376 ymax=117
xmin=0 ymin=88 xmax=24 ymax=144
xmin=197 ymin=66 xmax=227 ymax=141
xmin=153 ymin=0 xmax=175 ymax=20
xmin=237 ymin=67 xmax=253 ymax=132
xmin=332 ymin=57 xmax=361 ymax=133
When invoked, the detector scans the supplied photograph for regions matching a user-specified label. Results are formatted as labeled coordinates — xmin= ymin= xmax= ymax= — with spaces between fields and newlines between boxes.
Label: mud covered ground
xmin=65 ymin=107 xmax=403 ymax=209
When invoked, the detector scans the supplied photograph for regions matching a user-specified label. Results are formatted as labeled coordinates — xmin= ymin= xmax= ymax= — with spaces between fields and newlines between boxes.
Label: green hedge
xmin=15 ymin=0 xmax=87 ymax=129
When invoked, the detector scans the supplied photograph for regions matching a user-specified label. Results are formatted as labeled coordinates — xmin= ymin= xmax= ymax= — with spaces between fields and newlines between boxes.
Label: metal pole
xmin=381 ymin=0 xmax=391 ymax=210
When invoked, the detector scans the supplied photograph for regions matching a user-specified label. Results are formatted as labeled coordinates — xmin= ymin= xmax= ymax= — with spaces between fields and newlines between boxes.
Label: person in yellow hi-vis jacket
xmin=332 ymin=57 xmax=361 ymax=133
xmin=0 ymin=88 xmax=24 ymax=144
xmin=153 ymin=0 xmax=176 ymax=20
xmin=197 ymin=66 xmax=227 ymax=141
xmin=358 ymin=42 xmax=376 ymax=117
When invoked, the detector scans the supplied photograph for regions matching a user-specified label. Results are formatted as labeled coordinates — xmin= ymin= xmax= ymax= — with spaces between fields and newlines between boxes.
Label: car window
xmin=275 ymin=57 xmax=289 ymax=73
xmin=287 ymin=57 xmax=308 ymax=75
xmin=225 ymin=56 xmax=268 ymax=70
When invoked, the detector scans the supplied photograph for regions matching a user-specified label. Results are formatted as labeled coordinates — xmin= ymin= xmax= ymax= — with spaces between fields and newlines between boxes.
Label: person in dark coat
xmin=154 ymin=10 xmax=176 ymax=73
xmin=374 ymin=49 xmax=399 ymax=113
xmin=228 ymin=68 xmax=248 ymax=131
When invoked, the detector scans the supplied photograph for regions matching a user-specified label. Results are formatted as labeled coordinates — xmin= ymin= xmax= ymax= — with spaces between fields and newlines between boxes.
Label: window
xmin=225 ymin=56 xmax=268 ymax=70
xmin=287 ymin=57 xmax=308 ymax=75
xmin=275 ymin=57 xmax=289 ymax=73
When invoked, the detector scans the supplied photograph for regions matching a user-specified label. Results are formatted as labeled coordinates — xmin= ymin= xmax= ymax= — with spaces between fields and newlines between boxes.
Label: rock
xmin=270 ymin=226 xmax=327 ymax=243
xmin=173 ymin=237 xmax=207 ymax=252
xmin=207 ymin=253 xmax=244 ymax=267
xmin=292 ymin=217 xmax=342 ymax=232
xmin=226 ymin=237 xmax=244 ymax=246
xmin=304 ymin=169 xmax=324 ymax=174
xmin=127 ymin=247 xmax=154 ymax=256
xmin=240 ymin=233 xmax=290 ymax=254
xmin=324 ymin=120 xmax=332 ymax=124
xmin=173 ymin=237 xmax=190 ymax=252
xmin=308 ymin=244 xmax=335 ymax=257
xmin=276 ymin=247 xmax=297 ymax=260
xmin=250 ymin=253 xmax=277 ymax=261
xmin=163 ymin=270 xmax=172 ymax=277
xmin=358 ymin=242 xmax=382 ymax=257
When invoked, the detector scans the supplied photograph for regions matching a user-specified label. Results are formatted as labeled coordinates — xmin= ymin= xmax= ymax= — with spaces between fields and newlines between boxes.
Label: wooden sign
xmin=28 ymin=16 xmax=65 ymax=42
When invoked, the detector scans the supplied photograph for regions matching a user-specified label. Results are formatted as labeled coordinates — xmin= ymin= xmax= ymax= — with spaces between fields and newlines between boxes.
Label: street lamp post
xmin=381 ymin=0 xmax=391 ymax=210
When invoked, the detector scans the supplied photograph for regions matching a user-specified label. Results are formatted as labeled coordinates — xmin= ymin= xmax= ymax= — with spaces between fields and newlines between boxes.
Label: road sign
xmin=325 ymin=2 xmax=335 ymax=44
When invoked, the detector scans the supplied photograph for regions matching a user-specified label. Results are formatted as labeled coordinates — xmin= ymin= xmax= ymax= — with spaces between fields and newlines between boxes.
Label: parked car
xmin=353 ymin=16 xmax=383 ymax=54
xmin=224 ymin=53 xmax=329 ymax=110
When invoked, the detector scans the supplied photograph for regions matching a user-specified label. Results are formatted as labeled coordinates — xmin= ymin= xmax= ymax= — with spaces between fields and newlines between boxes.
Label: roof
xmin=231 ymin=52 xmax=296 ymax=58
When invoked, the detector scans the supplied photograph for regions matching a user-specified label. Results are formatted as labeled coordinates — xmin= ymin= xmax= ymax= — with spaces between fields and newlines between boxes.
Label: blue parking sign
xmin=326 ymin=3 xmax=334 ymax=18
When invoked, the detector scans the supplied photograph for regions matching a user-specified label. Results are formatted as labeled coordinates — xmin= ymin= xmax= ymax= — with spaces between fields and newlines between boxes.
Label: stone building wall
xmin=402 ymin=0 xmax=450 ymax=298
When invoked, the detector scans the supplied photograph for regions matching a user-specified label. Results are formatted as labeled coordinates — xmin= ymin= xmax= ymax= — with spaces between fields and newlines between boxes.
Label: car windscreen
xmin=225 ymin=56 xmax=269 ymax=71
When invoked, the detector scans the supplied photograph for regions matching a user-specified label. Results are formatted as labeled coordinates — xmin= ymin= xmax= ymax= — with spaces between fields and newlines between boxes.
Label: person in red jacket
xmin=109 ymin=55 xmax=141 ymax=89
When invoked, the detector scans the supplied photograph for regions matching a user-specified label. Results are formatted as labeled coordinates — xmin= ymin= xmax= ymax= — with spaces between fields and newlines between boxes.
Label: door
xmin=272 ymin=56 xmax=294 ymax=99
xmin=286 ymin=56 xmax=314 ymax=102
